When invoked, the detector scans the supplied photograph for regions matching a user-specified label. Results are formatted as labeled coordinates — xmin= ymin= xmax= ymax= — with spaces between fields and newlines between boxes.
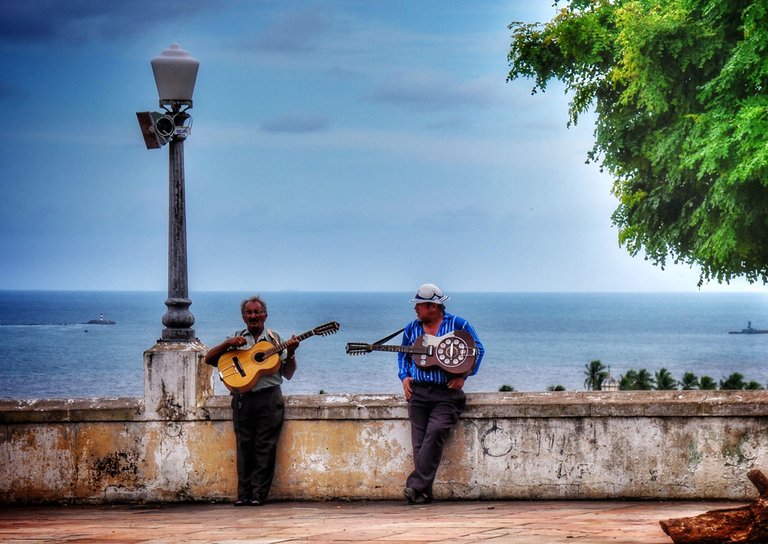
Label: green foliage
xmin=499 ymin=384 xmax=516 ymax=392
xmin=720 ymin=372 xmax=746 ymax=390
xmin=680 ymin=371 xmax=699 ymax=390
xmin=720 ymin=372 xmax=765 ymax=390
xmin=619 ymin=368 xmax=638 ymax=390
xmin=699 ymin=375 xmax=718 ymax=390
xmin=619 ymin=368 xmax=655 ymax=390
xmin=548 ymin=384 xmax=567 ymax=391
xmin=584 ymin=359 xmax=608 ymax=390
xmin=654 ymin=368 xmax=678 ymax=390
xmin=508 ymin=0 xmax=768 ymax=285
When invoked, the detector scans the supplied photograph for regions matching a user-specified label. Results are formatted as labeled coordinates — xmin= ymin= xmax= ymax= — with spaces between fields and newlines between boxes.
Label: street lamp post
xmin=139 ymin=44 xmax=212 ymax=422
xmin=138 ymin=43 xmax=199 ymax=342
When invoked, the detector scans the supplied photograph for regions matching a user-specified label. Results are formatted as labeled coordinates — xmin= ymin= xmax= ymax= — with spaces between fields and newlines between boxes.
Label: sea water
xmin=1 ymin=290 xmax=767 ymax=399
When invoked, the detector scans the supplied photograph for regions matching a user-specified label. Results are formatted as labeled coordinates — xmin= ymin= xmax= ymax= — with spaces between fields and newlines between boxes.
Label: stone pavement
xmin=0 ymin=499 xmax=742 ymax=543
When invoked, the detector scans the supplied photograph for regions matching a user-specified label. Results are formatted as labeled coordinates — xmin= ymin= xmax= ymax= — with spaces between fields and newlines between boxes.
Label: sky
xmin=0 ymin=0 xmax=763 ymax=293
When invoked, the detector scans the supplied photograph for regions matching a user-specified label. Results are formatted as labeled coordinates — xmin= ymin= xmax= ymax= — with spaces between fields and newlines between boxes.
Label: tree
xmin=655 ymin=368 xmax=678 ymax=390
xmin=720 ymin=372 xmax=747 ymax=390
xmin=680 ymin=372 xmax=700 ymax=390
xmin=508 ymin=1 xmax=768 ymax=285
xmin=619 ymin=367 xmax=655 ymax=390
xmin=699 ymin=375 xmax=718 ymax=390
xmin=584 ymin=359 xmax=608 ymax=390
xmin=620 ymin=368 xmax=639 ymax=390
xmin=635 ymin=368 xmax=655 ymax=390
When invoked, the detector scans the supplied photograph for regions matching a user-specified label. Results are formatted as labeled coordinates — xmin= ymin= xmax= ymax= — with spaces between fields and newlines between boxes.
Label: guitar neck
xmin=368 ymin=344 xmax=429 ymax=355
xmin=265 ymin=329 xmax=315 ymax=357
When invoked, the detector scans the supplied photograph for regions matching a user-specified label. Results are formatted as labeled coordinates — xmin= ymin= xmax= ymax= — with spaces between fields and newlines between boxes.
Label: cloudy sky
xmin=0 ymin=0 xmax=761 ymax=293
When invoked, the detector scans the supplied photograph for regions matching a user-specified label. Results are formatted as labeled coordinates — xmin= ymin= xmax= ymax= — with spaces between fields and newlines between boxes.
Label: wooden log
xmin=660 ymin=469 xmax=768 ymax=543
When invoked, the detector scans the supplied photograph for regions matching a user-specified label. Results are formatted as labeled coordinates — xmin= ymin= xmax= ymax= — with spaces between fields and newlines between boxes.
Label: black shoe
xmin=404 ymin=487 xmax=431 ymax=505
xmin=249 ymin=498 xmax=264 ymax=506
xmin=234 ymin=498 xmax=249 ymax=507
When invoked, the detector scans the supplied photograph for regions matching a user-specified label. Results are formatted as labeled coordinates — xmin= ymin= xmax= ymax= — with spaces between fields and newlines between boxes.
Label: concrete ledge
xmin=2 ymin=391 xmax=768 ymax=503
xmin=5 ymin=390 xmax=766 ymax=423
xmin=0 ymin=398 xmax=143 ymax=423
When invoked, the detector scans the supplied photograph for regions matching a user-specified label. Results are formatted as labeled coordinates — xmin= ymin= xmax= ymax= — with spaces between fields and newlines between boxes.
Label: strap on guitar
xmin=372 ymin=327 xmax=405 ymax=346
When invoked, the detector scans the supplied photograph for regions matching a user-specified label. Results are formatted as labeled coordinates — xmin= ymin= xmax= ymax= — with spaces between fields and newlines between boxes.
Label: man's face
xmin=414 ymin=302 xmax=442 ymax=323
xmin=242 ymin=301 xmax=267 ymax=333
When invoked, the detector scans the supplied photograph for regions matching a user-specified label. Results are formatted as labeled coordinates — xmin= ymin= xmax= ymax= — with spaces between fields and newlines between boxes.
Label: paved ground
xmin=0 ymin=499 xmax=741 ymax=543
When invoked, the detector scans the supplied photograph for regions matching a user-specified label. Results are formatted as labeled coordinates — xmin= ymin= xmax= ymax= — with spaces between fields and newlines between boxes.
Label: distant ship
xmin=85 ymin=313 xmax=116 ymax=325
xmin=728 ymin=321 xmax=768 ymax=334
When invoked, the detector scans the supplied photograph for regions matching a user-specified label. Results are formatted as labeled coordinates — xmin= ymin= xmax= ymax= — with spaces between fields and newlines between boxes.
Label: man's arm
xmin=398 ymin=327 xmax=414 ymax=399
xmin=281 ymin=336 xmax=299 ymax=380
xmin=204 ymin=336 xmax=246 ymax=366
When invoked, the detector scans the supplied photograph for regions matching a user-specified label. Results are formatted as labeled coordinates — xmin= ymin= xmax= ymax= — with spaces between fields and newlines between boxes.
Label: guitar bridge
xmin=232 ymin=356 xmax=246 ymax=377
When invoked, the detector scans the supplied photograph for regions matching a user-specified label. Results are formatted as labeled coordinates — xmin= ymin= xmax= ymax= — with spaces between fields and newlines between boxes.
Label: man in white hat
xmin=398 ymin=283 xmax=484 ymax=504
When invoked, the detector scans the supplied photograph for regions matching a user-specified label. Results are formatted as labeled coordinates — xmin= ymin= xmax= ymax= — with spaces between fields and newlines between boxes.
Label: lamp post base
xmin=159 ymin=328 xmax=197 ymax=343
xmin=160 ymin=297 xmax=196 ymax=342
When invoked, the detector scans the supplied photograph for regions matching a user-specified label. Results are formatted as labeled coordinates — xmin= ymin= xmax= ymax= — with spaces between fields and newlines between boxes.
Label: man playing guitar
xmin=398 ymin=283 xmax=484 ymax=505
xmin=204 ymin=295 xmax=299 ymax=507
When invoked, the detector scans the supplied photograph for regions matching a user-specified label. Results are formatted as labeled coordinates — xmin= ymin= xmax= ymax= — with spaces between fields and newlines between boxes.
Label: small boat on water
xmin=85 ymin=313 xmax=116 ymax=325
xmin=728 ymin=321 xmax=768 ymax=334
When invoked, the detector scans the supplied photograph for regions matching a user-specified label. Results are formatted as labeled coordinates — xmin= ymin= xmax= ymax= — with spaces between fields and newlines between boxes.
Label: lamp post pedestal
xmin=143 ymin=339 xmax=212 ymax=420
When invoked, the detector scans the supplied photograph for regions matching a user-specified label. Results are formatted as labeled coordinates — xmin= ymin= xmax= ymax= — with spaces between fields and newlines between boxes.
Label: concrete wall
xmin=3 ymin=380 xmax=768 ymax=503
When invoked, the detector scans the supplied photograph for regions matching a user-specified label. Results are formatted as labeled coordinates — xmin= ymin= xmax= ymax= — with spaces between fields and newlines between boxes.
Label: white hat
xmin=410 ymin=283 xmax=450 ymax=305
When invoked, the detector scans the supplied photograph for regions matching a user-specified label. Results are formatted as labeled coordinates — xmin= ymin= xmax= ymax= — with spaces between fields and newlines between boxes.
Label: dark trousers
xmin=231 ymin=385 xmax=285 ymax=501
xmin=406 ymin=383 xmax=466 ymax=497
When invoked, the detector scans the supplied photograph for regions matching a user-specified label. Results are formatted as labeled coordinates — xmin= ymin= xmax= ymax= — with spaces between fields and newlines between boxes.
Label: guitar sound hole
xmin=254 ymin=353 xmax=265 ymax=362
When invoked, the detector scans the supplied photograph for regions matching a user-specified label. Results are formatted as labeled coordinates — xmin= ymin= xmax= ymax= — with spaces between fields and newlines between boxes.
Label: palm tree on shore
xmin=584 ymin=360 xmax=608 ymax=391
xmin=620 ymin=368 xmax=655 ymax=390
xmin=654 ymin=368 xmax=677 ymax=390
xmin=680 ymin=372 xmax=699 ymax=390
xmin=619 ymin=369 xmax=638 ymax=390
xmin=720 ymin=372 xmax=746 ymax=390
xmin=635 ymin=369 xmax=655 ymax=390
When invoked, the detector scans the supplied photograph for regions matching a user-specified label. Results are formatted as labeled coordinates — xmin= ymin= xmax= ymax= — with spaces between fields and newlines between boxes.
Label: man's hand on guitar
xmin=447 ymin=377 xmax=465 ymax=390
xmin=284 ymin=335 xmax=299 ymax=358
xmin=229 ymin=336 xmax=247 ymax=349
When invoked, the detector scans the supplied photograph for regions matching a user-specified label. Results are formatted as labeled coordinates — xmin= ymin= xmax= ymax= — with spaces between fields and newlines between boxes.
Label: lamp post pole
xmin=148 ymin=43 xmax=200 ymax=342
xmin=140 ymin=44 xmax=212 ymax=422
xmin=162 ymin=111 xmax=195 ymax=342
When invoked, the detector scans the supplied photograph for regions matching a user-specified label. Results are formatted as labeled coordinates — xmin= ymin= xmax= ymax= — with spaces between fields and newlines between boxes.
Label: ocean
xmin=1 ymin=290 xmax=768 ymax=399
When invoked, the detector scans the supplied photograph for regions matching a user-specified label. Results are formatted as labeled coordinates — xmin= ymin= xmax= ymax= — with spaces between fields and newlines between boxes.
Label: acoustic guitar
xmin=345 ymin=330 xmax=477 ymax=375
xmin=217 ymin=321 xmax=340 ymax=393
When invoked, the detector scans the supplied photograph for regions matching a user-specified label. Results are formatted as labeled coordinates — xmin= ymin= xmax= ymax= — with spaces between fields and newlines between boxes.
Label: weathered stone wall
xmin=2 ymin=389 xmax=768 ymax=504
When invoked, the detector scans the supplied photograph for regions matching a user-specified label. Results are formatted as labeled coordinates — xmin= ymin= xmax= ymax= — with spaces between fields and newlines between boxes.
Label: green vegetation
xmin=584 ymin=360 xmax=608 ymax=391
xmin=500 ymin=363 xmax=765 ymax=391
xmin=618 ymin=368 xmax=763 ymax=391
xmin=719 ymin=372 xmax=764 ymax=390
xmin=619 ymin=368 xmax=654 ymax=390
xmin=508 ymin=0 xmax=768 ymax=286
xmin=581 ymin=359 xmax=764 ymax=390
